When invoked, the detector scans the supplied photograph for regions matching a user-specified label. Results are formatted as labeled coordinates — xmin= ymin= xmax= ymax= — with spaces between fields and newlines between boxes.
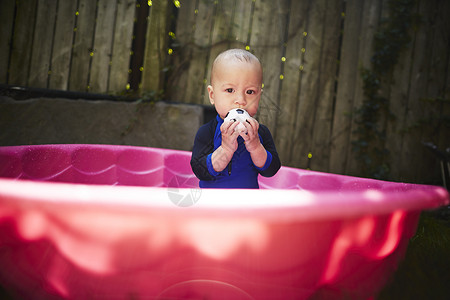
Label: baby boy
xmin=190 ymin=49 xmax=281 ymax=188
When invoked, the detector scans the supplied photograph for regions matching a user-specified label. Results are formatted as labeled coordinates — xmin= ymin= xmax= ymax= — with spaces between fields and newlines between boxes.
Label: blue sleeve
xmin=257 ymin=125 xmax=281 ymax=177
xmin=206 ymin=153 xmax=221 ymax=176
xmin=190 ymin=119 xmax=219 ymax=181
xmin=254 ymin=150 xmax=273 ymax=171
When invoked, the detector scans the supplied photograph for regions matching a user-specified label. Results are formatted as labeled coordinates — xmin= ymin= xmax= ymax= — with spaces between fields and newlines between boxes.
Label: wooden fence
xmin=1 ymin=0 xmax=449 ymax=184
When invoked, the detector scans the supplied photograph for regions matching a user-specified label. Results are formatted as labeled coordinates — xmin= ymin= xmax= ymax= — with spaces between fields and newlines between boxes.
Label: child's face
xmin=207 ymin=60 xmax=262 ymax=119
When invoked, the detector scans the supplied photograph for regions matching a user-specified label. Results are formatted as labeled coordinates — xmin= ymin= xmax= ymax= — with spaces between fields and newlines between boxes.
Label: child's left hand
xmin=240 ymin=117 xmax=261 ymax=153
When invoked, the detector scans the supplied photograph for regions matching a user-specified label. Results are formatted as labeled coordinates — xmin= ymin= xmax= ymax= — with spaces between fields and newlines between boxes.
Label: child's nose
xmin=234 ymin=92 xmax=247 ymax=105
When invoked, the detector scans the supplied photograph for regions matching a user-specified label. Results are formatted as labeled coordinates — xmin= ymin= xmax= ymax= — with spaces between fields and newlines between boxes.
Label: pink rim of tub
xmin=0 ymin=144 xmax=448 ymax=299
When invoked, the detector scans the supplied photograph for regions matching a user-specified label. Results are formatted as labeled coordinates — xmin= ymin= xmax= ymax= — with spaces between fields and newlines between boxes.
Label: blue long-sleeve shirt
xmin=190 ymin=115 xmax=281 ymax=188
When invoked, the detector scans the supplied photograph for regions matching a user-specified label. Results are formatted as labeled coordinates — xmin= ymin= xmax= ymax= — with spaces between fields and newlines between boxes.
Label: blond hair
xmin=210 ymin=49 xmax=262 ymax=84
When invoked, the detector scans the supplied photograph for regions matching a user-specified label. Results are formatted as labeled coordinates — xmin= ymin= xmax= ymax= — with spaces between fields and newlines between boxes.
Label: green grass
xmin=378 ymin=209 xmax=450 ymax=300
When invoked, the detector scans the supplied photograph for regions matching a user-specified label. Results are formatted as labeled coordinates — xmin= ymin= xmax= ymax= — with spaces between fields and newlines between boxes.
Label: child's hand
xmin=241 ymin=118 xmax=267 ymax=168
xmin=220 ymin=120 xmax=240 ymax=154
xmin=241 ymin=117 xmax=261 ymax=153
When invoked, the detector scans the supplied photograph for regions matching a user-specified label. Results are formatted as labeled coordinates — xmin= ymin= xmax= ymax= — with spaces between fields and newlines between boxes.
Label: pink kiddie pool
xmin=0 ymin=144 xmax=448 ymax=299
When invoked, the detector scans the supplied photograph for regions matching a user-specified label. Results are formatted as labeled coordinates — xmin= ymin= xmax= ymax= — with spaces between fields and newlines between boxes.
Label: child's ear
xmin=207 ymin=85 xmax=214 ymax=105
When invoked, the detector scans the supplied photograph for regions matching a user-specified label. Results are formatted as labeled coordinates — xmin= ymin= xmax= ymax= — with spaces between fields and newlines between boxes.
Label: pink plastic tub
xmin=0 ymin=144 xmax=448 ymax=299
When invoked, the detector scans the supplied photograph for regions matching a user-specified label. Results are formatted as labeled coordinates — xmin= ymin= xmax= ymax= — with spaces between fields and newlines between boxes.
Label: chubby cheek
xmin=246 ymin=99 xmax=260 ymax=117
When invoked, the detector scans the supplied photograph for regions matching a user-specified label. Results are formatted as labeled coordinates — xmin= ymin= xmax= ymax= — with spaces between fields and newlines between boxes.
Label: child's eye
xmin=225 ymin=88 xmax=234 ymax=93
xmin=246 ymin=90 xmax=256 ymax=95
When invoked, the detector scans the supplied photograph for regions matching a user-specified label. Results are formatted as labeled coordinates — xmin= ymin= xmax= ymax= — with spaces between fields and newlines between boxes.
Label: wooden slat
xmin=309 ymin=0 xmax=342 ymax=172
xmin=384 ymin=9 xmax=415 ymax=182
xmin=203 ymin=0 xmax=236 ymax=105
xmin=289 ymin=0 xmax=328 ymax=169
xmin=228 ymin=0 xmax=253 ymax=48
xmin=89 ymin=0 xmax=117 ymax=93
xmin=385 ymin=0 xmax=422 ymax=183
xmin=441 ymin=0 xmax=450 ymax=160
xmin=108 ymin=0 xmax=135 ymax=93
xmin=329 ymin=0 xmax=364 ymax=174
xmin=344 ymin=0 xmax=381 ymax=176
xmin=166 ymin=0 xmax=198 ymax=102
xmin=396 ymin=0 xmax=432 ymax=183
xmin=184 ymin=0 xmax=216 ymax=104
xmin=28 ymin=0 xmax=58 ymax=88
xmin=251 ymin=0 xmax=289 ymax=133
xmin=0 ymin=0 xmax=16 ymax=83
xmin=8 ymin=0 xmax=37 ymax=86
xmin=141 ymin=0 xmax=170 ymax=93
xmin=414 ymin=0 xmax=449 ymax=182
xmin=68 ymin=0 xmax=97 ymax=92
xmin=276 ymin=0 xmax=310 ymax=167
xmin=48 ymin=1 xmax=77 ymax=90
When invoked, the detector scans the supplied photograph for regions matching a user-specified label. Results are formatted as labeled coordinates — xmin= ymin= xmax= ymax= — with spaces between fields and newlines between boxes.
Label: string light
xmin=126 ymin=83 xmax=130 ymax=90
xmin=173 ymin=0 xmax=181 ymax=8
xmin=281 ymin=56 xmax=286 ymax=62
xmin=168 ymin=48 xmax=173 ymax=55
xmin=245 ymin=45 xmax=250 ymax=51
xmin=279 ymin=74 xmax=284 ymax=80
xmin=139 ymin=66 xmax=144 ymax=72
xmin=308 ymin=152 xmax=312 ymax=159
xmin=148 ymin=0 xmax=152 ymax=6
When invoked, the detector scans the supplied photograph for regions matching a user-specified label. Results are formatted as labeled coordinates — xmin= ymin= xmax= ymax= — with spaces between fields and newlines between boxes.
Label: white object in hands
xmin=224 ymin=108 xmax=251 ymax=133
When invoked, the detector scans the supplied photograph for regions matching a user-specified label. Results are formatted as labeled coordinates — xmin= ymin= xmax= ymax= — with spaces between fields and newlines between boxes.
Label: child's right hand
xmin=220 ymin=120 xmax=240 ymax=154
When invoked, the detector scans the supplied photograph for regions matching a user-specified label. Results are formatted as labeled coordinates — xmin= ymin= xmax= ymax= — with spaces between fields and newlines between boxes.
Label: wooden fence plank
xmin=251 ymin=0 xmax=289 ymax=133
xmin=8 ymin=0 xmax=37 ymax=86
xmin=141 ymin=0 xmax=170 ymax=93
xmin=329 ymin=0 xmax=364 ymax=174
xmin=228 ymin=0 xmax=253 ymax=49
xmin=184 ymin=0 xmax=216 ymax=104
xmin=414 ymin=0 xmax=450 ymax=182
xmin=275 ymin=0 xmax=309 ymax=167
xmin=108 ymin=0 xmax=135 ymax=94
xmin=0 ymin=0 xmax=15 ymax=84
xmin=396 ymin=0 xmax=432 ymax=183
xmin=441 ymin=0 xmax=450 ymax=158
xmin=89 ymin=0 xmax=117 ymax=93
xmin=203 ymin=0 xmax=236 ymax=105
xmin=69 ymin=0 xmax=97 ymax=92
xmin=384 ymin=11 xmax=415 ymax=182
xmin=28 ymin=0 xmax=58 ymax=88
xmin=289 ymin=0 xmax=328 ymax=169
xmin=344 ymin=0 xmax=381 ymax=176
xmin=309 ymin=0 xmax=342 ymax=172
xmin=49 ymin=1 xmax=77 ymax=90
xmin=167 ymin=0 xmax=198 ymax=102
